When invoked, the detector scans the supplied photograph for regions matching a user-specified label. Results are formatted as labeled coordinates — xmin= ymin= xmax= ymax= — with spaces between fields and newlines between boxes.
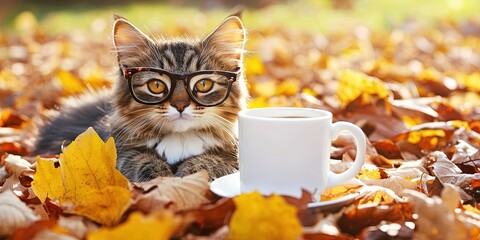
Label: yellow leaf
xmin=275 ymin=78 xmax=299 ymax=96
xmin=359 ymin=186 xmax=403 ymax=204
xmin=302 ymin=87 xmax=316 ymax=98
xmin=0 ymin=70 xmax=23 ymax=91
xmin=418 ymin=67 xmax=441 ymax=81
xmin=448 ymin=120 xmax=469 ymax=129
xmin=87 ymin=211 xmax=178 ymax=240
xmin=253 ymin=81 xmax=276 ymax=98
xmin=32 ymin=127 xmax=130 ymax=226
xmin=407 ymin=129 xmax=445 ymax=144
xmin=400 ymin=116 xmax=423 ymax=128
xmin=59 ymin=128 xmax=128 ymax=196
xmin=83 ymin=66 xmax=112 ymax=89
xmin=463 ymin=204 xmax=480 ymax=215
xmin=228 ymin=191 xmax=302 ymax=240
xmin=31 ymin=157 xmax=63 ymax=202
xmin=56 ymin=70 xmax=85 ymax=95
xmin=459 ymin=72 xmax=480 ymax=92
xmin=245 ymin=55 xmax=265 ymax=76
xmin=75 ymin=186 xmax=131 ymax=227
xmin=336 ymin=69 xmax=389 ymax=108
xmin=357 ymin=169 xmax=382 ymax=179
xmin=321 ymin=184 xmax=363 ymax=201
xmin=247 ymin=97 xmax=270 ymax=109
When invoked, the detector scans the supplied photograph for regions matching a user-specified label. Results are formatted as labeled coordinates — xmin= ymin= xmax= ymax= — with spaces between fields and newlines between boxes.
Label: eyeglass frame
xmin=121 ymin=66 xmax=240 ymax=107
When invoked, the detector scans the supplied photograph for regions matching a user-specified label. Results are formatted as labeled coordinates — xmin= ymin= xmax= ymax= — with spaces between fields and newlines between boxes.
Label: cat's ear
xmin=202 ymin=16 xmax=246 ymax=67
xmin=113 ymin=17 xmax=154 ymax=66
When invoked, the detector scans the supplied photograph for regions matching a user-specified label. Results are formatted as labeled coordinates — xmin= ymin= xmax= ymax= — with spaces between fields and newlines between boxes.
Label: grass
xmin=3 ymin=0 xmax=480 ymax=36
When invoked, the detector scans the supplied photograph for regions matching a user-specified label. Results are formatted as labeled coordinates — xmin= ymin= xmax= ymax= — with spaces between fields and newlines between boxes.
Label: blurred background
xmin=1 ymin=0 xmax=480 ymax=155
xmin=2 ymin=0 xmax=480 ymax=34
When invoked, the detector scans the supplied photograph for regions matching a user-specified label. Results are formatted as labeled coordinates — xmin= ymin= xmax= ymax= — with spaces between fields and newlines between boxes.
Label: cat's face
xmin=111 ymin=15 xmax=248 ymax=144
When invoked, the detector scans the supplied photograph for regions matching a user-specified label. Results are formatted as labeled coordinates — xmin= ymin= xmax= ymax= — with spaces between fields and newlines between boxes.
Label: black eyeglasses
xmin=122 ymin=67 xmax=239 ymax=106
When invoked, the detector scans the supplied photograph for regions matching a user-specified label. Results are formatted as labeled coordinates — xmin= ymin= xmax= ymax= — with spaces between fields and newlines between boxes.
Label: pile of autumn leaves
xmin=1 ymin=12 xmax=480 ymax=239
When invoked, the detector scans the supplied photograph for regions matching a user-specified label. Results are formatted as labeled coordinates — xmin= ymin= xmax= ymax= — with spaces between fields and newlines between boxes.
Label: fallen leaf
xmin=132 ymin=170 xmax=209 ymax=212
xmin=384 ymin=159 xmax=428 ymax=179
xmin=228 ymin=191 xmax=302 ymax=240
xmin=55 ymin=70 xmax=85 ymax=95
xmin=56 ymin=215 xmax=94 ymax=240
xmin=86 ymin=211 xmax=179 ymax=240
xmin=181 ymin=198 xmax=235 ymax=236
xmin=31 ymin=127 xmax=131 ymax=226
xmin=426 ymin=151 xmax=480 ymax=196
xmin=336 ymin=69 xmax=390 ymax=108
xmin=302 ymin=208 xmax=346 ymax=236
xmin=358 ymin=222 xmax=415 ymax=240
xmin=338 ymin=203 xmax=414 ymax=236
xmin=359 ymin=186 xmax=404 ymax=204
xmin=31 ymin=230 xmax=78 ymax=240
xmin=361 ymin=177 xmax=417 ymax=197
xmin=73 ymin=186 xmax=131 ymax=227
xmin=11 ymin=219 xmax=57 ymax=240
xmin=357 ymin=168 xmax=383 ymax=180
xmin=0 ymin=190 xmax=39 ymax=236
xmin=404 ymin=184 xmax=479 ymax=240
xmin=321 ymin=184 xmax=363 ymax=201
xmin=451 ymin=140 xmax=480 ymax=169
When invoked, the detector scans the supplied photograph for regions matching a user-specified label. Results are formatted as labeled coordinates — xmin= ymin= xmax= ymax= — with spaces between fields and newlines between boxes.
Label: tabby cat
xmin=33 ymin=14 xmax=248 ymax=182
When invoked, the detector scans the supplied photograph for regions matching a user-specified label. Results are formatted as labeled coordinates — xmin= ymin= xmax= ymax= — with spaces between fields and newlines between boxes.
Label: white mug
xmin=238 ymin=107 xmax=366 ymax=200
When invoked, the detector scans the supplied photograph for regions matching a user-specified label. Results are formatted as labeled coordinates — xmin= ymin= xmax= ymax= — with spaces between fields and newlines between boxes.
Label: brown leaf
xmin=372 ymin=139 xmax=403 ymax=160
xmin=358 ymin=222 xmax=415 ymax=240
xmin=0 ymin=109 xmax=29 ymax=129
xmin=424 ymin=152 xmax=478 ymax=201
xmin=132 ymin=170 xmax=210 ymax=213
xmin=451 ymin=140 xmax=480 ymax=171
xmin=302 ymin=208 xmax=347 ymax=237
xmin=181 ymin=198 xmax=235 ymax=236
xmin=11 ymin=219 xmax=57 ymax=240
xmin=338 ymin=203 xmax=414 ymax=236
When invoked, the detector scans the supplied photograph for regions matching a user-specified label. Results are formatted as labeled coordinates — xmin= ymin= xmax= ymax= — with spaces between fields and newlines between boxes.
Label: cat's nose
xmin=172 ymin=102 xmax=189 ymax=113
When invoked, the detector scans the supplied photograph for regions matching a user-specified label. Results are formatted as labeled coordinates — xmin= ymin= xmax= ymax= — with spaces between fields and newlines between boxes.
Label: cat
xmin=33 ymin=13 xmax=248 ymax=182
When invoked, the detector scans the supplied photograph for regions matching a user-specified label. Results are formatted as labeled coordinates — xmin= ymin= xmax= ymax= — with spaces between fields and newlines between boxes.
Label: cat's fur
xmin=33 ymin=14 xmax=248 ymax=182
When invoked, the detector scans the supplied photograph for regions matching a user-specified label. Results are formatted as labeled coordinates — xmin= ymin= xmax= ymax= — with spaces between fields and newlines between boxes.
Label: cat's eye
xmin=147 ymin=79 xmax=167 ymax=94
xmin=194 ymin=79 xmax=214 ymax=93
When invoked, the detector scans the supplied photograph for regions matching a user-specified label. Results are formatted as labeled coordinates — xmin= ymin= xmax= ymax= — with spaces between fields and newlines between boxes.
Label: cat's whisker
xmin=202 ymin=113 xmax=236 ymax=142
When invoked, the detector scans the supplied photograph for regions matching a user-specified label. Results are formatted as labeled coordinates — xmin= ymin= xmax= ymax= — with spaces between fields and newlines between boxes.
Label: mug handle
xmin=327 ymin=122 xmax=366 ymax=188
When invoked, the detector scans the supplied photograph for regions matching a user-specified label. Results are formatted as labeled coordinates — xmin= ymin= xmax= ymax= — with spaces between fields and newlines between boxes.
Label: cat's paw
xmin=175 ymin=157 xmax=238 ymax=180
xmin=137 ymin=162 xmax=174 ymax=181
xmin=119 ymin=151 xmax=174 ymax=182
xmin=174 ymin=162 xmax=199 ymax=178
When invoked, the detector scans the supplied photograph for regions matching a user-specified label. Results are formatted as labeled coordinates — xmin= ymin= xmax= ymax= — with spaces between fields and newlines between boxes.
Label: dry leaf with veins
xmin=404 ymin=184 xmax=479 ymax=240
xmin=31 ymin=127 xmax=131 ymax=226
xmin=361 ymin=176 xmax=417 ymax=197
xmin=0 ymin=190 xmax=39 ymax=236
xmin=132 ymin=170 xmax=210 ymax=212
xmin=359 ymin=185 xmax=404 ymax=204
xmin=3 ymin=154 xmax=34 ymax=177
xmin=427 ymin=151 xmax=480 ymax=190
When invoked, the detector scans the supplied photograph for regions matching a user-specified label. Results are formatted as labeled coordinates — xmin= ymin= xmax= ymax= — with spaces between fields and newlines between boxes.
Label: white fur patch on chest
xmin=153 ymin=132 xmax=222 ymax=165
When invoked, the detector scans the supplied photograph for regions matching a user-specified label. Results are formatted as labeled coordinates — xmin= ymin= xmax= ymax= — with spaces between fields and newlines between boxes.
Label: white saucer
xmin=210 ymin=172 xmax=367 ymax=211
